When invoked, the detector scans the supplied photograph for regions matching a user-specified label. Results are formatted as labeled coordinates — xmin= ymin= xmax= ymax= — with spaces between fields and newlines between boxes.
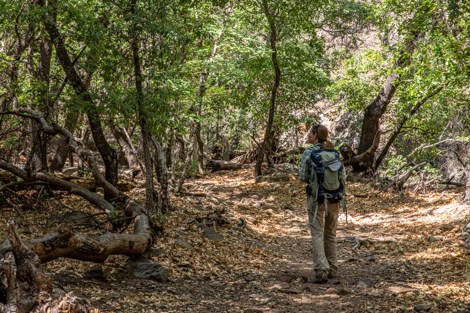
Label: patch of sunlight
xmin=408 ymin=282 xmax=470 ymax=299
xmin=291 ymin=293 xmax=340 ymax=305
xmin=407 ymin=248 xmax=464 ymax=261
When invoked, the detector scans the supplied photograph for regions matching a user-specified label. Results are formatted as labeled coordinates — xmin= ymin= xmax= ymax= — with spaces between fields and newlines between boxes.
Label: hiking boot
xmin=314 ymin=276 xmax=328 ymax=283
xmin=313 ymin=271 xmax=328 ymax=284
xmin=327 ymin=270 xmax=337 ymax=279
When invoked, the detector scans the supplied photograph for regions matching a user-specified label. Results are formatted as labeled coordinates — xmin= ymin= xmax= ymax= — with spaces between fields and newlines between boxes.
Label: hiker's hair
xmin=320 ymin=140 xmax=335 ymax=150
xmin=309 ymin=124 xmax=329 ymax=144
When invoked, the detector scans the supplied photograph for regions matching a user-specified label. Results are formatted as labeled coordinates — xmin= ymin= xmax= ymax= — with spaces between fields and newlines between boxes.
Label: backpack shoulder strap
xmin=310 ymin=147 xmax=324 ymax=168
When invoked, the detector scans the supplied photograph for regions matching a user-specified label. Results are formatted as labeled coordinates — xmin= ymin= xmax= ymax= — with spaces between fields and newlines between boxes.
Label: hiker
xmin=298 ymin=124 xmax=346 ymax=283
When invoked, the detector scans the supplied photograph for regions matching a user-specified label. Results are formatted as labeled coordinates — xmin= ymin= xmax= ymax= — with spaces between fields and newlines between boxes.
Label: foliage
xmin=0 ymin=0 xmax=468 ymax=180
xmin=326 ymin=0 xmax=470 ymax=177
xmin=0 ymin=0 xmax=469 ymax=310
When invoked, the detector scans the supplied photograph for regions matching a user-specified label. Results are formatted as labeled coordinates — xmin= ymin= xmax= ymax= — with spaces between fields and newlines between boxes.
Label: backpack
xmin=310 ymin=147 xmax=345 ymax=202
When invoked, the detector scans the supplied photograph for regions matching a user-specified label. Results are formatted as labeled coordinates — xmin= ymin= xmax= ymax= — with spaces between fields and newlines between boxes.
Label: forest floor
xmin=2 ymin=167 xmax=470 ymax=313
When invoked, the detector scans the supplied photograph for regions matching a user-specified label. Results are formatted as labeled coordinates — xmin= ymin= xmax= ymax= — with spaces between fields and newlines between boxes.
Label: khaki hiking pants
xmin=307 ymin=196 xmax=339 ymax=276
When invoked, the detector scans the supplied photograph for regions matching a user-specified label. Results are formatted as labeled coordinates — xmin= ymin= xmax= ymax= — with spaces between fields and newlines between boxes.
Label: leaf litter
xmin=1 ymin=168 xmax=469 ymax=312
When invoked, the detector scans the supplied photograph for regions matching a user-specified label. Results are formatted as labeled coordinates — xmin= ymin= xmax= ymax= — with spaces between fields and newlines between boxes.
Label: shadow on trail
xmin=54 ymin=168 xmax=465 ymax=313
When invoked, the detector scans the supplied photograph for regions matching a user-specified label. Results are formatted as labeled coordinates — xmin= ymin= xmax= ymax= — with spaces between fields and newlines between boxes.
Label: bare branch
xmin=408 ymin=138 xmax=467 ymax=159
xmin=2 ymin=107 xmax=122 ymax=200
xmin=394 ymin=161 xmax=427 ymax=190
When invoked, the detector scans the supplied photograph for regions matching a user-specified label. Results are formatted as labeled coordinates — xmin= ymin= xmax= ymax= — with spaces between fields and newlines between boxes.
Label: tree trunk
xmin=255 ymin=0 xmax=281 ymax=177
xmin=342 ymin=130 xmax=381 ymax=166
xmin=357 ymin=72 xmax=399 ymax=170
xmin=194 ymin=113 xmax=205 ymax=174
xmin=192 ymin=15 xmax=227 ymax=175
xmin=49 ymin=110 xmax=81 ymax=172
xmin=0 ymin=222 xmax=52 ymax=313
xmin=27 ymin=123 xmax=49 ymax=171
xmin=174 ymin=144 xmax=193 ymax=194
xmin=39 ymin=0 xmax=118 ymax=198
xmin=130 ymin=0 xmax=155 ymax=213
xmin=170 ymin=132 xmax=185 ymax=173
xmin=153 ymin=139 xmax=170 ymax=213
xmin=26 ymin=35 xmax=53 ymax=172
xmin=355 ymin=33 xmax=420 ymax=171
xmin=0 ymin=12 xmax=35 ymax=114
xmin=50 ymin=60 xmax=93 ymax=173
xmin=37 ymin=34 xmax=53 ymax=115
xmin=111 ymin=125 xmax=141 ymax=169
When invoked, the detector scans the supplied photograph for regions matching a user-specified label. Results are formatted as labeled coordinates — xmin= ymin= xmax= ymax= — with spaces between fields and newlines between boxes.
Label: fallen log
xmin=30 ymin=214 xmax=152 ymax=263
xmin=0 ymin=222 xmax=94 ymax=313
xmin=208 ymin=159 xmax=251 ymax=172
xmin=0 ymin=222 xmax=52 ymax=313
xmin=0 ymin=161 xmax=154 ymax=263
xmin=0 ymin=108 xmax=157 ymax=310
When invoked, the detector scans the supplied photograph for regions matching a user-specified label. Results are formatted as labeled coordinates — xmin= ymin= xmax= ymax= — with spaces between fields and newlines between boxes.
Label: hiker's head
xmin=307 ymin=124 xmax=329 ymax=144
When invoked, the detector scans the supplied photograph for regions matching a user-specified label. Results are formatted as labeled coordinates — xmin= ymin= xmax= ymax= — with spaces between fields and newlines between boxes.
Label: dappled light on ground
xmin=1 ymin=168 xmax=469 ymax=312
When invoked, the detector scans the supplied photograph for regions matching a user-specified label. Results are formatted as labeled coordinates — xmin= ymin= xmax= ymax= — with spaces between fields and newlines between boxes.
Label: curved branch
xmin=0 ymin=160 xmax=115 ymax=214
xmin=373 ymin=85 xmax=444 ymax=170
xmin=3 ymin=108 xmax=123 ymax=200
xmin=343 ymin=130 xmax=381 ymax=167
xmin=408 ymin=138 xmax=467 ymax=160
xmin=0 ymin=111 xmax=154 ymax=263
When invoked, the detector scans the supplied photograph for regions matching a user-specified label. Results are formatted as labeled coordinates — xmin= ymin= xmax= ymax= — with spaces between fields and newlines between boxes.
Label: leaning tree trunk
xmin=255 ymin=0 xmax=281 ymax=177
xmin=39 ymin=0 xmax=118 ymax=198
xmin=355 ymin=32 xmax=420 ymax=171
xmin=356 ymin=72 xmax=399 ymax=170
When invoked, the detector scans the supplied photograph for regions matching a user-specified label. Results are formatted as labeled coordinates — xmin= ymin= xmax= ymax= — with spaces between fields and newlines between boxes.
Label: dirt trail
xmin=4 ymin=168 xmax=470 ymax=312
xmin=157 ymin=168 xmax=469 ymax=313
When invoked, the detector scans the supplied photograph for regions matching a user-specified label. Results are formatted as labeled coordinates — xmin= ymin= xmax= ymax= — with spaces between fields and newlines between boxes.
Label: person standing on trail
xmin=298 ymin=124 xmax=346 ymax=283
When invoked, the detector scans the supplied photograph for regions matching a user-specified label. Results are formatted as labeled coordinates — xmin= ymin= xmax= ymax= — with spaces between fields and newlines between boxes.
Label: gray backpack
xmin=311 ymin=148 xmax=344 ymax=201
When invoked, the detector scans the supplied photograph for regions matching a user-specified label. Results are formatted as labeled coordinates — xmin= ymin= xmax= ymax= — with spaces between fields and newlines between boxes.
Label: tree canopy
xmin=0 ymin=0 xmax=469 ymax=311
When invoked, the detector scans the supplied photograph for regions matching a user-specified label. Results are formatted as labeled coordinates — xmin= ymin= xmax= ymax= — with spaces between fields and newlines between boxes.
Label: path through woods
xmin=2 ymin=168 xmax=469 ymax=312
